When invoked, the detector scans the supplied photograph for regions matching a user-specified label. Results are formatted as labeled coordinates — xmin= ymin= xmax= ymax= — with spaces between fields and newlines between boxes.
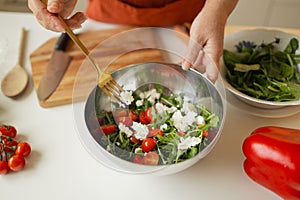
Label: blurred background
xmin=0 ymin=0 xmax=299 ymax=28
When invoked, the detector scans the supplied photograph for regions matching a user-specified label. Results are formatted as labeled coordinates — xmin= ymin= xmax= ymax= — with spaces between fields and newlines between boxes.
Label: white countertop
xmin=1 ymin=11 xmax=299 ymax=200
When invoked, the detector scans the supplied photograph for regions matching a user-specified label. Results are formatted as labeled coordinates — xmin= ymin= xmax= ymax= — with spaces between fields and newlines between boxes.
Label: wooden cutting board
xmin=30 ymin=27 xmax=164 ymax=108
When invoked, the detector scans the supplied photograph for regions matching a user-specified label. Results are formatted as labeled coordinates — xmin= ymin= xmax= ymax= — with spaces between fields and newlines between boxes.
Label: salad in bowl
xmin=81 ymin=62 xmax=225 ymax=175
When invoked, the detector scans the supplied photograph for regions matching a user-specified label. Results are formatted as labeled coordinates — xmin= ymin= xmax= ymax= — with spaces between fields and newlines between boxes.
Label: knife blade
xmin=37 ymin=33 xmax=72 ymax=101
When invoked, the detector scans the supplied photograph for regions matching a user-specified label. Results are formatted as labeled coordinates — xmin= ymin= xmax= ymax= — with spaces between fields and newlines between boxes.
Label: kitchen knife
xmin=37 ymin=33 xmax=72 ymax=101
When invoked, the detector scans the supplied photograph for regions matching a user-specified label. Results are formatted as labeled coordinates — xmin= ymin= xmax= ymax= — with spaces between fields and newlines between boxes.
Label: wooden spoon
xmin=1 ymin=28 xmax=29 ymax=97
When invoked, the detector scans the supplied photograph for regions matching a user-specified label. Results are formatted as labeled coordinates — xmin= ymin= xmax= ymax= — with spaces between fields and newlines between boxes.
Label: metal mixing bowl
xmin=76 ymin=62 xmax=226 ymax=175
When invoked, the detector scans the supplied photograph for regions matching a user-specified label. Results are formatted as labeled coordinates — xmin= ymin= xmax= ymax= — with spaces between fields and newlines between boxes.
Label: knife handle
xmin=55 ymin=33 xmax=70 ymax=51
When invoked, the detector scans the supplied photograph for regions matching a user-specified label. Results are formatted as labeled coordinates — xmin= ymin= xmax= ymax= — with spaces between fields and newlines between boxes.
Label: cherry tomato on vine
xmin=0 ymin=125 xmax=17 ymax=138
xmin=0 ymin=161 xmax=10 ymax=175
xmin=3 ymin=139 xmax=18 ymax=154
xmin=142 ymin=138 xmax=156 ymax=152
xmin=15 ymin=142 xmax=31 ymax=157
xmin=8 ymin=155 xmax=25 ymax=172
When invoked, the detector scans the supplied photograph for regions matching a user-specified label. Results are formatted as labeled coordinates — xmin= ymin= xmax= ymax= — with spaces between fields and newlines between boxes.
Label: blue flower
xmin=235 ymin=41 xmax=257 ymax=52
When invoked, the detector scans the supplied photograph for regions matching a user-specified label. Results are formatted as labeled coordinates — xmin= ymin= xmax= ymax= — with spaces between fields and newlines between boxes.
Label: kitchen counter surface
xmin=1 ymin=11 xmax=299 ymax=200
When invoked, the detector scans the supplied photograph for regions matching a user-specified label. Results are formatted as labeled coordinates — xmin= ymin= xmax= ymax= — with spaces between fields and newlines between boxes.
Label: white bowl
xmin=221 ymin=29 xmax=300 ymax=109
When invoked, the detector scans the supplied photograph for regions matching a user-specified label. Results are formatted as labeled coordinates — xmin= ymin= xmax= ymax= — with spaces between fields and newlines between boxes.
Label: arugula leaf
xmin=284 ymin=38 xmax=299 ymax=54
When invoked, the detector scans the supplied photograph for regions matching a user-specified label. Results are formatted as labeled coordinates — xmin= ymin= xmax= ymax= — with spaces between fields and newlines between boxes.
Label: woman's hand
xmin=28 ymin=0 xmax=87 ymax=32
xmin=181 ymin=0 xmax=238 ymax=82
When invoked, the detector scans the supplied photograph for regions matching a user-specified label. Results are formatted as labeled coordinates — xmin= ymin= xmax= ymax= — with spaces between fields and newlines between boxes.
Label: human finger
xmin=28 ymin=0 xmax=65 ymax=31
xmin=63 ymin=12 xmax=87 ymax=30
xmin=191 ymin=49 xmax=206 ymax=74
xmin=45 ymin=0 xmax=65 ymax=13
xmin=201 ymin=53 xmax=219 ymax=83
xmin=181 ymin=38 xmax=204 ymax=70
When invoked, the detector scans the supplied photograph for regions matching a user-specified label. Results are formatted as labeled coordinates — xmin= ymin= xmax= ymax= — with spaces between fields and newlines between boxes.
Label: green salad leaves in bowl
xmin=221 ymin=29 xmax=300 ymax=109
xmin=81 ymin=62 xmax=226 ymax=175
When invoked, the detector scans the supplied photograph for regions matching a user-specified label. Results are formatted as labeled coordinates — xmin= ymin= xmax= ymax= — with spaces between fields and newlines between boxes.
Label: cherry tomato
xmin=147 ymin=128 xmax=163 ymax=137
xmin=133 ymin=154 xmax=143 ymax=164
xmin=3 ymin=140 xmax=18 ymax=154
xmin=8 ymin=155 xmax=25 ymax=172
xmin=2 ymin=137 xmax=18 ymax=145
xmin=0 ymin=161 xmax=10 ymax=175
xmin=177 ymin=131 xmax=186 ymax=137
xmin=129 ymin=109 xmax=138 ymax=121
xmin=142 ymin=138 xmax=156 ymax=152
xmin=0 ymin=125 xmax=17 ymax=138
xmin=142 ymin=152 xmax=159 ymax=165
xmin=100 ymin=124 xmax=117 ymax=135
xmin=113 ymin=109 xmax=127 ymax=118
xmin=15 ymin=142 xmax=31 ymax=157
xmin=130 ymin=136 xmax=141 ymax=144
xmin=145 ymin=107 xmax=153 ymax=123
xmin=202 ymin=130 xmax=208 ymax=137
xmin=115 ymin=116 xmax=133 ymax=126
xmin=139 ymin=111 xmax=150 ymax=124
xmin=1 ymin=136 xmax=9 ymax=144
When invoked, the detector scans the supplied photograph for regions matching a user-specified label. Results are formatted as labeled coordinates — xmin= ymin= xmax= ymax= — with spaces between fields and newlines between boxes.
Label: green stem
xmin=105 ymin=112 xmax=113 ymax=124
xmin=160 ymin=97 xmax=176 ymax=107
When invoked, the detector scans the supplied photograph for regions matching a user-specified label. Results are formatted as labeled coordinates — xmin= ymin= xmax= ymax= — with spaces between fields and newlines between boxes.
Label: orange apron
xmin=86 ymin=0 xmax=206 ymax=26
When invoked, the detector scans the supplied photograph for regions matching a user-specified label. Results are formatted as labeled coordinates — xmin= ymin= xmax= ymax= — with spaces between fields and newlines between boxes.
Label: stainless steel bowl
xmin=78 ymin=62 xmax=226 ymax=175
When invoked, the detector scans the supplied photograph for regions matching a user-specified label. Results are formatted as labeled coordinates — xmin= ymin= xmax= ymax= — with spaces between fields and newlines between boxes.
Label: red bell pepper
xmin=242 ymin=126 xmax=300 ymax=200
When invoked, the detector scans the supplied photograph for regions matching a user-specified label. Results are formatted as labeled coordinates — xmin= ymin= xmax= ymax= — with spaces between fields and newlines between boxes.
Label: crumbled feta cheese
xmin=134 ymin=147 xmax=143 ymax=154
xmin=155 ymin=102 xmax=165 ymax=114
xmin=165 ymin=106 xmax=178 ymax=114
xmin=118 ymin=123 xmax=133 ymax=137
xmin=131 ymin=122 xmax=149 ymax=140
xmin=182 ymin=111 xmax=197 ymax=126
xmin=106 ymin=145 xmax=111 ymax=152
xmin=171 ymin=110 xmax=183 ymax=126
xmin=178 ymin=136 xmax=201 ymax=150
xmin=139 ymin=88 xmax=160 ymax=104
xmin=171 ymin=110 xmax=188 ymax=132
xmin=139 ymin=92 xmax=146 ymax=99
xmin=136 ymin=100 xmax=143 ymax=107
xmin=120 ymin=90 xmax=134 ymax=105
xmin=171 ymin=110 xmax=198 ymax=132
xmin=182 ymin=101 xmax=197 ymax=114
xmin=160 ymin=124 xmax=168 ymax=131
xmin=196 ymin=115 xmax=205 ymax=126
